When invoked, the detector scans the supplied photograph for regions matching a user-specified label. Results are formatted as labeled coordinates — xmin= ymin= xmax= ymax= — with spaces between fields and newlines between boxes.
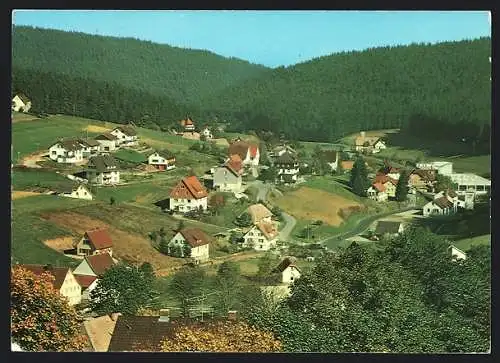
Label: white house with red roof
xmin=169 ymin=175 xmax=208 ymax=212
xmin=372 ymin=173 xmax=398 ymax=198
xmin=168 ymin=228 xmax=211 ymax=263
xmin=367 ymin=182 xmax=388 ymax=202
xmin=73 ymin=253 xmax=117 ymax=301
xmin=75 ymin=228 xmax=113 ymax=257
xmin=242 ymin=221 xmax=278 ymax=251
xmin=180 ymin=117 xmax=195 ymax=131
xmin=213 ymin=154 xmax=244 ymax=192
xmin=228 ymin=138 xmax=260 ymax=167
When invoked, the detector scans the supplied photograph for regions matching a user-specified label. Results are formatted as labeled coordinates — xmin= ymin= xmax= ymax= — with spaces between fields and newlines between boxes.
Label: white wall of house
xmin=64 ymin=185 xmax=93 ymax=200
xmin=277 ymin=163 xmax=299 ymax=181
xmin=384 ymin=182 xmax=396 ymax=198
xmin=12 ymin=95 xmax=31 ymax=113
xmin=242 ymin=149 xmax=260 ymax=167
xmin=60 ymin=271 xmax=82 ymax=306
xmin=49 ymin=144 xmax=85 ymax=164
xmin=87 ymin=170 xmax=120 ymax=185
xmin=82 ymin=279 xmax=99 ymax=301
xmin=110 ymin=129 xmax=138 ymax=146
xmin=213 ymin=167 xmax=242 ymax=192
xmin=450 ymin=246 xmax=467 ymax=261
xmin=95 ymin=139 xmax=117 ymax=152
xmin=423 ymin=201 xmax=454 ymax=217
xmin=170 ymin=197 xmax=208 ymax=212
xmin=242 ymin=225 xmax=276 ymax=251
xmin=201 ymin=128 xmax=213 ymax=139
xmin=281 ymin=266 xmax=301 ymax=284
xmin=73 ymin=259 xmax=97 ymax=277
xmin=169 ymin=232 xmax=210 ymax=262
xmin=367 ymin=187 xmax=388 ymax=202
xmin=148 ymin=153 xmax=176 ymax=170
xmin=373 ymin=141 xmax=386 ymax=153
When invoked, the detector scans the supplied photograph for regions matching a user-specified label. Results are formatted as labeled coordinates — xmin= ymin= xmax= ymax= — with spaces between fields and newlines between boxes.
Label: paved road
xmin=278 ymin=212 xmax=297 ymax=241
xmin=318 ymin=206 xmax=418 ymax=249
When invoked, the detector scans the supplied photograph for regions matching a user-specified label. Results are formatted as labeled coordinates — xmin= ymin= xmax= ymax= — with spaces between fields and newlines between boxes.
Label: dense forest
xmin=12 ymin=26 xmax=270 ymax=108
xmin=12 ymin=26 xmax=491 ymax=148
xmin=247 ymin=227 xmax=491 ymax=352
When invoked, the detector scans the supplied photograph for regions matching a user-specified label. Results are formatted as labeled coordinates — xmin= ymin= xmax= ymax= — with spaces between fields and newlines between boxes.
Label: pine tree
xmin=395 ymin=170 xmax=410 ymax=202
xmin=159 ymin=236 xmax=169 ymax=255
xmin=350 ymin=156 xmax=369 ymax=196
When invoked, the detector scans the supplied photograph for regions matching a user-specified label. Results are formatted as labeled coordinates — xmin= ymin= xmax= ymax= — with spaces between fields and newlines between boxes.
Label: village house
xmin=228 ymin=138 xmax=260 ymax=167
xmin=457 ymin=191 xmax=476 ymax=210
xmin=449 ymin=173 xmax=491 ymax=197
xmin=83 ymin=314 xmax=119 ymax=352
xmin=374 ymin=221 xmax=405 ymax=238
xmin=409 ymin=169 xmax=437 ymax=192
xmin=380 ymin=161 xmax=401 ymax=180
xmin=246 ymin=203 xmax=273 ymax=225
xmin=110 ymin=125 xmax=138 ymax=147
xmin=169 ymin=175 xmax=208 ymax=212
xmin=423 ymin=193 xmax=457 ymax=217
xmin=200 ymin=126 xmax=213 ymax=140
xmin=449 ymin=245 xmax=467 ymax=261
xmin=242 ymin=221 xmax=278 ymax=251
xmin=147 ymin=150 xmax=176 ymax=171
xmin=73 ymin=253 xmax=116 ymax=301
xmin=416 ymin=161 xmax=453 ymax=176
xmin=367 ymin=182 xmax=389 ymax=202
xmin=275 ymin=151 xmax=300 ymax=183
xmin=272 ymin=257 xmax=301 ymax=285
xmin=19 ymin=264 xmax=82 ymax=306
xmin=49 ymin=138 xmax=86 ymax=164
xmin=95 ymin=133 xmax=119 ymax=152
xmin=320 ymin=150 xmax=339 ymax=172
xmin=180 ymin=117 xmax=195 ymax=132
xmin=52 ymin=183 xmax=93 ymax=200
xmin=354 ymin=132 xmax=386 ymax=154
xmin=12 ymin=93 xmax=32 ymax=113
xmin=269 ymin=144 xmax=297 ymax=159
xmin=168 ymin=228 xmax=211 ymax=263
xmin=79 ymin=138 xmax=101 ymax=157
xmin=75 ymin=228 xmax=113 ymax=257
xmin=87 ymin=154 xmax=120 ymax=185
xmin=373 ymin=173 xmax=398 ymax=198
xmin=213 ymin=154 xmax=244 ymax=192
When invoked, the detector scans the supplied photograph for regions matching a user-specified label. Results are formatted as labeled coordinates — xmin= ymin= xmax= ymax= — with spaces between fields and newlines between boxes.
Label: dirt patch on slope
xmin=271 ymin=186 xmax=363 ymax=226
xmin=11 ymin=191 xmax=43 ymax=200
xmin=43 ymin=236 xmax=76 ymax=252
xmin=84 ymin=125 xmax=112 ymax=133
xmin=39 ymin=211 xmax=183 ymax=271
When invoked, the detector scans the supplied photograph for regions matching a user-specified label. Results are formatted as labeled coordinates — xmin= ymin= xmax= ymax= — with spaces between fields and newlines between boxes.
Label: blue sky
xmin=12 ymin=10 xmax=491 ymax=68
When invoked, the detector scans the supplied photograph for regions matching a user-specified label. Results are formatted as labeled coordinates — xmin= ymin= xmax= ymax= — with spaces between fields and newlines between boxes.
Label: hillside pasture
xmin=11 ymin=111 xmax=41 ymax=123
xmin=270 ymin=186 xmax=363 ymax=226
xmin=11 ymin=169 xmax=73 ymax=191
xmin=452 ymin=234 xmax=491 ymax=251
xmin=113 ymin=148 xmax=147 ymax=163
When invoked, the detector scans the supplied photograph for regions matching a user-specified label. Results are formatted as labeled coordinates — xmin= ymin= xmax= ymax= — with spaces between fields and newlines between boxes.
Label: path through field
xmin=11 ymin=191 xmax=43 ymax=200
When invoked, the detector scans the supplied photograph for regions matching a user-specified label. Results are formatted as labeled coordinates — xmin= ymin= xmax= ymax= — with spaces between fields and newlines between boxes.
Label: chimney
xmin=360 ymin=131 xmax=366 ymax=138
xmin=227 ymin=310 xmax=238 ymax=321
xmin=158 ymin=309 xmax=170 ymax=322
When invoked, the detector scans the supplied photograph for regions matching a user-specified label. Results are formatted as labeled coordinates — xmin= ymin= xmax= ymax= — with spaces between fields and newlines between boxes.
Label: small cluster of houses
xmin=177 ymin=116 xmax=214 ymax=140
xmin=354 ymin=131 xmax=387 ymax=154
xmin=49 ymin=125 xmax=138 ymax=164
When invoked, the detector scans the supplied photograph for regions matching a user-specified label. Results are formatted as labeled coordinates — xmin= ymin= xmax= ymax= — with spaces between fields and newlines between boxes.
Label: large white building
xmin=87 ymin=155 xmax=120 ymax=185
xmin=449 ymin=173 xmax=491 ymax=197
xmin=416 ymin=161 xmax=453 ymax=176
xmin=49 ymin=139 xmax=86 ymax=164
xmin=169 ymin=175 xmax=208 ymax=212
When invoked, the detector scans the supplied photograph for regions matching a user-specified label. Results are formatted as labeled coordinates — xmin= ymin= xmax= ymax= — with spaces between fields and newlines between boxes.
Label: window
xmin=459 ymin=185 xmax=467 ymax=191
xmin=477 ymin=185 xmax=485 ymax=192
xmin=260 ymin=244 xmax=263 ymax=249
xmin=51 ymin=151 xmax=56 ymax=155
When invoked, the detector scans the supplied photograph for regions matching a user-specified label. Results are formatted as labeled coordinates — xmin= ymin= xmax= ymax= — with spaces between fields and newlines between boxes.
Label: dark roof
xmin=52 ymin=138 xmax=85 ymax=151
xmin=412 ymin=169 xmax=436 ymax=182
xmin=88 ymin=155 xmax=118 ymax=172
xmin=95 ymin=133 xmax=118 ymax=141
xmin=85 ymin=253 xmax=115 ymax=276
xmin=19 ymin=264 xmax=70 ymax=290
xmin=115 ymin=125 xmax=137 ymax=136
xmin=109 ymin=316 xmax=240 ymax=352
xmin=74 ymin=274 xmax=98 ymax=288
xmin=433 ymin=196 xmax=454 ymax=209
xmin=79 ymin=138 xmax=100 ymax=147
xmin=179 ymin=228 xmax=211 ymax=247
xmin=375 ymin=221 xmax=402 ymax=235
xmin=276 ymin=151 xmax=298 ymax=165
xmin=85 ymin=229 xmax=113 ymax=250
xmin=320 ymin=150 xmax=338 ymax=162
xmin=273 ymin=257 xmax=300 ymax=273
xmin=281 ymin=173 xmax=296 ymax=183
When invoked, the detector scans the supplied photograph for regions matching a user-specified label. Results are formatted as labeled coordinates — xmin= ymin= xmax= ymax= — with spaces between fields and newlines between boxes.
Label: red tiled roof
xmin=256 ymin=221 xmax=278 ymax=241
xmin=19 ymin=264 xmax=70 ymax=290
xmin=85 ymin=253 xmax=116 ymax=276
xmin=74 ymin=274 xmax=98 ymax=288
xmin=374 ymin=173 xmax=398 ymax=186
xmin=249 ymin=145 xmax=259 ymax=158
xmin=225 ymin=154 xmax=243 ymax=175
xmin=85 ymin=229 xmax=113 ymax=250
xmin=372 ymin=182 xmax=386 ymax=192
xmin=169 ymin=176 xmax=208 ymax=199
xmin=179 ymin=228 xmax=211 ymax=248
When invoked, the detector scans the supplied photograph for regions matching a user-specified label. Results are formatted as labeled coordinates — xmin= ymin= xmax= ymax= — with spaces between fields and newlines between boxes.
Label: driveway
xmin=278 ymin=212 xmax=297 ymax=242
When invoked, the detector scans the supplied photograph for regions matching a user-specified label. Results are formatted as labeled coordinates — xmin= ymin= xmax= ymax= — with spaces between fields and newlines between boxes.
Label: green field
xmin=11 ymin=169 xmax=72 ymax=190
xmin=12 ymin=114 xmax=198 ymax=163
xmin=113 ymin=149 xmax=147 ymax=163
xmin=452 ymin=234 xmax=491 ymax=251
